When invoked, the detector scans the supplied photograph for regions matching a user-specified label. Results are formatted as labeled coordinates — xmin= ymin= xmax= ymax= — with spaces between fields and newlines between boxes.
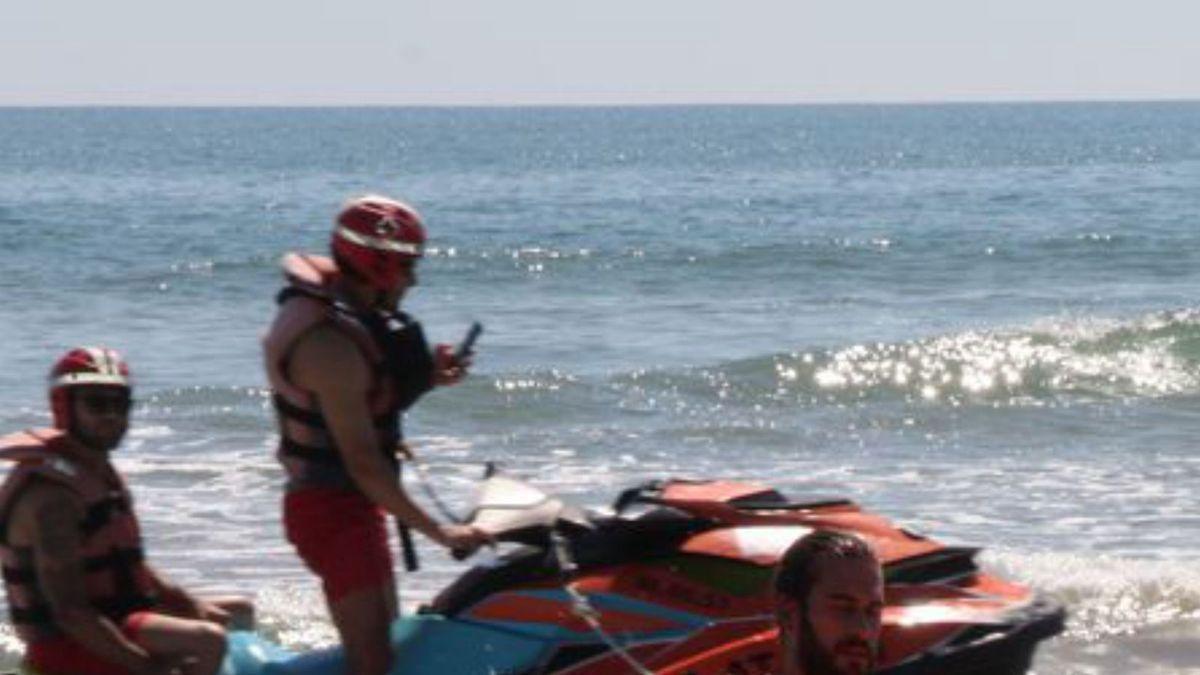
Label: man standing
xmin=0 ymin=347 xmax=252 ymax=675
xmin=263 ymin=195 xmax=490 ymax=675
xmin=774 ymin=530 xmax=885 ymax=675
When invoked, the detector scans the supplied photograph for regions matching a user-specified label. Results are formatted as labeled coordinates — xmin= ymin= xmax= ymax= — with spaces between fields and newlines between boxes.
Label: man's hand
xmin=436 ymin=523 xmax=493 ymax=557
xmin=194 ymin=600 xmax=232 ymax=626
xmin=159 ymin=587 xmax=229 ymax=625
xmin=432 ymin=344 xmax=471 ymax=386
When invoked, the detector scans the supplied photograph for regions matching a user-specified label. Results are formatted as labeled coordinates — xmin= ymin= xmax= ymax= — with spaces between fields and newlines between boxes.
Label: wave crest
xmin=778 ymin=309 xmax=1200 ymax=405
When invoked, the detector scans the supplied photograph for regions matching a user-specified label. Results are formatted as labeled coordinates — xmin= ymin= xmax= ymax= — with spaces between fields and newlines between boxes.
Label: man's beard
xmin=71 ymin=424 xmax=123 ymax=454
xmin=798 ymin=612 xmax=877 ymax=675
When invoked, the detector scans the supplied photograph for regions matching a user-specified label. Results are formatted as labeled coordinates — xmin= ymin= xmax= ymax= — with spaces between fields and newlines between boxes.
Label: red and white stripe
xmin=51 ymin=348 xmax=129 ymax=387
xmin=334 ymin=226 xmax=423 ymax=256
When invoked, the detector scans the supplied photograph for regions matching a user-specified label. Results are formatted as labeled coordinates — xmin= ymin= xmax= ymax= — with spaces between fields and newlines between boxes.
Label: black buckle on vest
xmin=79 ymin=494 xmax=132 ymax=536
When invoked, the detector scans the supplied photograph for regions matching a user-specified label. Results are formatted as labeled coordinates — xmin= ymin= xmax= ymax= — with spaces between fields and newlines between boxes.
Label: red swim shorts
xmin=24 ymin=611 xmax=154 ymax=675
xmin=284 ymin=487 xmax=394 ymax=601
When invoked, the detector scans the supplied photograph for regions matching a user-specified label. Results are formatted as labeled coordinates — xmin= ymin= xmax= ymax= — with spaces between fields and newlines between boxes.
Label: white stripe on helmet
xmin=52 ymin=371 xmax=129 ymax=387
xmin=334 ymin=226 xmax=423 ymax=256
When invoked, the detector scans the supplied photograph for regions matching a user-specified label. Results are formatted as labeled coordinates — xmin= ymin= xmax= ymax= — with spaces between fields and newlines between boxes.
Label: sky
xmin=3 ymin=0 xmax=1199 ymax=106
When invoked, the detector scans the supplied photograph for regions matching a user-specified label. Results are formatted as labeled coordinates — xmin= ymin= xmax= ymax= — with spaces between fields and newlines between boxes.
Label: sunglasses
xmin=78 ymin=393 xmax=134 ymax=415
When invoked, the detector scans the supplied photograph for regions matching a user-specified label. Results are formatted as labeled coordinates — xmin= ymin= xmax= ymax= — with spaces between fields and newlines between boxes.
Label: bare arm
xmin=144 ymin=566 xmax=186 ymax=602
xmin=142 ymin=566 xmax=199 ymax=617
xmin=15 ymin=483 xmax=158 ymax=674
xmin=142 ymin=566 xmax=238 ymax=626
xmin=290 ymin=325 xmax=448 ymax=545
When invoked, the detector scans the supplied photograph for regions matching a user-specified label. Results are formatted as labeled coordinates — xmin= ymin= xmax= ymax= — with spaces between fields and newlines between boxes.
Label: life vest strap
xmin=79 ymin=494 xmax=132 ymax=536
xmin=272 ymin=394 xmax=394 ymax=432
xmin=9 ymin=592 xmax=158 ymax=626
xmin=279 ymin=437 xmax=345 ymax=467
xmin=272 ymin=394 xmax=328 ymax=430
xmin=275 ymin=285 xmax=322 ymax=307
xmin=2 ymin=547 xmax=145 ymax=586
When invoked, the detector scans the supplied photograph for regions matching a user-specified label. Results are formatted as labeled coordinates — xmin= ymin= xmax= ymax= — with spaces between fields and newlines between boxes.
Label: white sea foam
xmin=983 ymin=549 xmax=1200 ymax=642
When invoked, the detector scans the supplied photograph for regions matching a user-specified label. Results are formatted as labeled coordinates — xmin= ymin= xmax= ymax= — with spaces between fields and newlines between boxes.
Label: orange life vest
xmin=262 ymin=253 xmax=434 ymax=489
xmin=0 ymin=428 xmax=158 ymax=642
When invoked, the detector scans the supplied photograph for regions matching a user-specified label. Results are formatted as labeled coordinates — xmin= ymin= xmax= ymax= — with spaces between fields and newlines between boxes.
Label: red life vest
xmin=262 ymin=253 xmax=434 ymax=489
xmin=0 ymin=428 xmax=158 ymax=642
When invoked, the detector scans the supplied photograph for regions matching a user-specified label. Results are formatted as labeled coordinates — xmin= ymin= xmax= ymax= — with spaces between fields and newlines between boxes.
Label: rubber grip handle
xmin=397 ymin=522 xmax=419 ymax=572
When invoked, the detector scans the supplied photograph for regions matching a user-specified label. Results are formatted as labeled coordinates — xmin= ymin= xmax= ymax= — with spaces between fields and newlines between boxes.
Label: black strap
xmin=394 ymin=464 xmax=419 ymax=572
xmin=274 ymin=394 xmax=395 ymax=432
xmin=3 ymin=548 xmax=145 ymax=586
xmin=396 ymin=520 xmax=419 ymax=572
xmin=273 ymin=394 xmax=329 ymax=430
xmin=279 ymin=437 xmax=344 ymax=467
xmin=8 ymin=605 xmax=52 ymax=625
xmin=10 ymin=593 xmax=157 ymax=626
xmin=86 ymin=547 xmax=145 ymax=573
xmin=79 ymin=494 xmax=132 ymax=536
xmin=276 ymin=285 xmax=321 ymax=306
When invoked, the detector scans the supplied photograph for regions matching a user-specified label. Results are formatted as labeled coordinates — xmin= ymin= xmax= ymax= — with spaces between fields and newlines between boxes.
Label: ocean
xmin=1 ymin=103 xmax=1198 ymax=673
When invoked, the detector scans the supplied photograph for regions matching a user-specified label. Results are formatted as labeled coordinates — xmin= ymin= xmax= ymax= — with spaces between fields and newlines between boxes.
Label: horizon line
xmin=2 ymin=95 xmax=1199 ymax=110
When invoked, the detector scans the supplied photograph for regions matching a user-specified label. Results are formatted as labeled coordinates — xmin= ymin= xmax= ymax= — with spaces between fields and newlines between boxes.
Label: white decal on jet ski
xmin=733 ymin=525 xmax=813 ymax=559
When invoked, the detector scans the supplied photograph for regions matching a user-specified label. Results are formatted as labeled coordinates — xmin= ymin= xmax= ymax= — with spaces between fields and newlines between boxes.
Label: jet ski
xmin=221 ymin=474 xmax=1064 ymax=674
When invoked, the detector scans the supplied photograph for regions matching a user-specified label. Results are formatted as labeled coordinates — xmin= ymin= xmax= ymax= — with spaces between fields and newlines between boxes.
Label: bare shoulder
xmin=8 ymin=479 xmax=84 ymax=547
xmin=289 ymin=323 xmax=370 ymax=394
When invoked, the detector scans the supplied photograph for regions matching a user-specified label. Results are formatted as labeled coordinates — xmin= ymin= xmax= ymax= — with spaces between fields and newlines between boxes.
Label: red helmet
xmin=48 ymin=347 xmax=132 ymax=429
xmin=331 ymin=195 xmax=426 ymax=291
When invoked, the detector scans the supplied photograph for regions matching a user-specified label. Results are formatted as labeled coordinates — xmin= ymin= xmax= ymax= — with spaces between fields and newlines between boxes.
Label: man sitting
xmin=0 ymin=347 xmax=253 ymax=675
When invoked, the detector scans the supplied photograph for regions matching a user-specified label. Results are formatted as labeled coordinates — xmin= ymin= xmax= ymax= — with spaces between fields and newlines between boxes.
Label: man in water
xmin=263 ymin=194 xmax=491 ymax=675
xmin=0 ymin=347 xmax=253 ymax=675
xmin=774 ymin=530 xmax=884 ymax=675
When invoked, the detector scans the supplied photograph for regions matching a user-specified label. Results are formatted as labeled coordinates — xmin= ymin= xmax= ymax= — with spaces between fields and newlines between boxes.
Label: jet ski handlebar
xmin=461 ymin=473 xmax=594 ymax=553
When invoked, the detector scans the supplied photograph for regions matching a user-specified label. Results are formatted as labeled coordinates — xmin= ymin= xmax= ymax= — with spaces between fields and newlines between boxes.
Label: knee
xmin=195 ymin=621 xmax=229 ymax=661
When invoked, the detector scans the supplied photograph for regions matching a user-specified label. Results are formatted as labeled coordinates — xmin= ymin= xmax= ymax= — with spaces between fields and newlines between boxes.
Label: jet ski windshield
xmin=464 ymin=474 xmax=593 ymax=547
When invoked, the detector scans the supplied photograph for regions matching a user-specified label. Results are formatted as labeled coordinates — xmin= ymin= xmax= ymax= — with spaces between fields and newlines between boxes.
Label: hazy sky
xmin=4 ymin=0 xmax=1198 ymax=105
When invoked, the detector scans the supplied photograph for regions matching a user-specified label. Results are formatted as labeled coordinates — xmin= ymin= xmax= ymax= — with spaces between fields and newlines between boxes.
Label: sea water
xmin=1 ymin=104 xmax=1198 ymax=673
